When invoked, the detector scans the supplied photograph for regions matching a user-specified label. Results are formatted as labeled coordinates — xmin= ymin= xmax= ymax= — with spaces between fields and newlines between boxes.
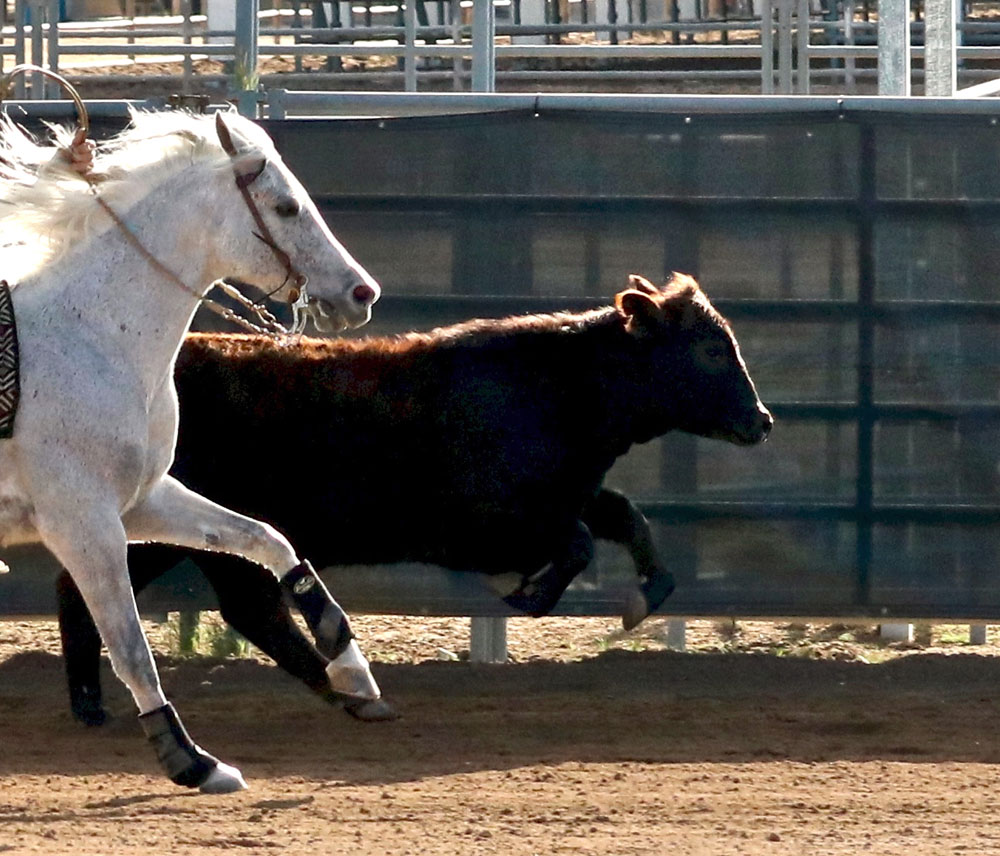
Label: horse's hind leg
xmin=37 ymin=507 xmax=246 ymax=793
xmin=123 ymin=475 xmax=380 ymax=703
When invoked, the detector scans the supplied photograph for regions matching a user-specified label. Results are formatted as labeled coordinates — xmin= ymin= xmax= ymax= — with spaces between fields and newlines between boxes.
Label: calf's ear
xmin=615 ymin=288 xmax=662 ymax=336
xmin=627 ymin=274 xmax=660 ymax=295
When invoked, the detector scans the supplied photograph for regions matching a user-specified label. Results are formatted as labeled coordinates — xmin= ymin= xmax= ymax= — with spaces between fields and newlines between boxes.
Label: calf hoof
xmin=621 ymin=589 xmax=650 ymax=632
xmin=502 ymin=565 xmax=578 ymax=618
xmin=620 ymin=572 xmax=676 ymax=631
xmin=344 ymin=697 xmax=399 ymax=722
xmin=71 ymin=686 xmax=108 ymax=727
xmin=642 ymin=572 xmax=676 ymax=613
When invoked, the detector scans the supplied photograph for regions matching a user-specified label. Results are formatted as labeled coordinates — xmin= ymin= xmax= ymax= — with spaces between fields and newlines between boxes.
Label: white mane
xmin=0 ymin=110 xmax=273 ymax=279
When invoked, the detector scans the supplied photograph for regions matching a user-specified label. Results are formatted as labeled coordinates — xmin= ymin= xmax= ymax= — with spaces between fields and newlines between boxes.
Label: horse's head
xmin=211 ymin=112 xmax=379 ymax=333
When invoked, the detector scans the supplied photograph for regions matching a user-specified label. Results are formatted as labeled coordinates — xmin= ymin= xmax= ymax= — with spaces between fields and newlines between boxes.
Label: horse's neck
xmin=22 ymin=168 xmax=221 ymax=392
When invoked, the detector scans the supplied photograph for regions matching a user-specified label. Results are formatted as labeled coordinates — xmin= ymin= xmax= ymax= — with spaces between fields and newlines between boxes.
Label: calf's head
xmin=616 ymin=273 xmax=772 ymax=446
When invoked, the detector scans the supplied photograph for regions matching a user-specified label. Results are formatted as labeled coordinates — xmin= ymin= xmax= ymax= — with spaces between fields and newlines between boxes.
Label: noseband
xmin=214 ymin=112 xmax=309 ymax=313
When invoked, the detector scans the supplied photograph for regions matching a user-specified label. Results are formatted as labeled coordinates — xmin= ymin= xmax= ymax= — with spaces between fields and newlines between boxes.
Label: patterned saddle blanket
xmin=0 ymin=280 xmax=18 ymax=438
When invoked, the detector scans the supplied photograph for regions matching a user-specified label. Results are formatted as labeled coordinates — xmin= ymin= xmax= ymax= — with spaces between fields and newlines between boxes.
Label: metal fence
xmin=5 ymin=2 xmax=1000 ymax=96
xmin=1 ymin=93 xmax=1000 ymax=623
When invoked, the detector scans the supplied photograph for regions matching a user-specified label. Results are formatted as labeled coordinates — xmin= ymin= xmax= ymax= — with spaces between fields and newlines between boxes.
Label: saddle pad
xmin=0 ymin=280 xmax=19 ymax=439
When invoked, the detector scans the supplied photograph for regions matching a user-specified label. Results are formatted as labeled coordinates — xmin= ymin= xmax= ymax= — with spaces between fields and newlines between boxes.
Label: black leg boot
xmin=280 ymin=560 xmax=355 ymax=660
xmin=138 ymin=702 xmax=244 ymax=793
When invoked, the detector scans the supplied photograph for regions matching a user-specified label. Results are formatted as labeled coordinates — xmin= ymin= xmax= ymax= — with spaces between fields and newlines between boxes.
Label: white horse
xmin=0 ymin=110 xmax=383 ymax=793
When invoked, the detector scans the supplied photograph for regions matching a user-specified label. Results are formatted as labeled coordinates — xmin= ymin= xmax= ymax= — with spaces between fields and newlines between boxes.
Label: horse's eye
xmin=274 ymin=197 xmax=300 ymax=218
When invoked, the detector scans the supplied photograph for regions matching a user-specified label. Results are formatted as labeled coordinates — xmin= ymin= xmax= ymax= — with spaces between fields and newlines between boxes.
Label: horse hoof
xmin=325 ymin=641 xmax=381 ymax=701
xmin=199 ymin=761 xmax=248 ymax=794
xmin=621 ymin=588 xmax=650 ymax=632
xmin=344 ymin=697 xmax=399 ymax=722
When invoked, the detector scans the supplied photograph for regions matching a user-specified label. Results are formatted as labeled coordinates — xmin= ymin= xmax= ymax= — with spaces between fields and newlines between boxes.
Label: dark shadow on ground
xmin=2 ymin=647 xmax=998 ymax=783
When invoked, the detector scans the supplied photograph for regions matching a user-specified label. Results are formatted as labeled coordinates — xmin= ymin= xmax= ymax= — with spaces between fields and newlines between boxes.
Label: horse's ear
xmin=215 ymin=111 xmax=238 ymax=157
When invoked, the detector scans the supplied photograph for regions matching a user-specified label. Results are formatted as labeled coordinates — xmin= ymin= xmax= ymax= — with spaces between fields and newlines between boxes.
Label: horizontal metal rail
xmin=266 ymin=91 xmax=1000 ymax=118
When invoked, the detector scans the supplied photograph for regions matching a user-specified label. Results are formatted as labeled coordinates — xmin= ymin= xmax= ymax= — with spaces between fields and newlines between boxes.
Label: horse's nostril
xmin=353 ymin=284 xmax=376 ymax=305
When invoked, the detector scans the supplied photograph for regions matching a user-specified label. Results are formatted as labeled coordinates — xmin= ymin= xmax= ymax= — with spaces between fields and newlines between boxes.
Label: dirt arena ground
xmin=3 ymin=615 xmax=1000 ymax=855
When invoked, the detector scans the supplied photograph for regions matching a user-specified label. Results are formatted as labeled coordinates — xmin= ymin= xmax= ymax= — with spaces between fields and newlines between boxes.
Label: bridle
xmin=213 ymin=112 xmax=310 ymax=323
xmin=89 ymin=115 xmax=313 ymax=337
xmin=0 ymin=66 xmax=312 ymax=336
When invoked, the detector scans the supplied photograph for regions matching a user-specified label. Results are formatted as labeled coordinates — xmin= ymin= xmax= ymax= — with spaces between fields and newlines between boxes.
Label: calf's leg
xmin=58 ymin=545 xmax=181 ymax=726
xmin=582 ymin=488 xmax=675 ymax=630
xmin=501 ymin=520 xmax=594 ymax=617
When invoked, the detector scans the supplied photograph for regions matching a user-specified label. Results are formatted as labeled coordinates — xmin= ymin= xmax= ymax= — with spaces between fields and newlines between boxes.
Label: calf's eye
xmin=704 ymin=343 xmax=726 ymax=361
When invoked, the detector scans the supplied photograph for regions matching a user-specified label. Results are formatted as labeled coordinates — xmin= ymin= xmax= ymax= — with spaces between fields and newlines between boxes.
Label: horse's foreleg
xmin=36 ymin=509 xmax=245 ymax=793
xmin=197 ymin=552 xmax=395 ymax=720
xmin=582 ymin=488 xmax=675 ymax=630
xmin=123 ymin=475 xmax=380 ymax=702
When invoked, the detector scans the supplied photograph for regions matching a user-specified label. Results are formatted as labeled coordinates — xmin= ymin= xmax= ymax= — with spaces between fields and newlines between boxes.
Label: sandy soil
xmin=3 ymin=616 xmax=1000 ymax=855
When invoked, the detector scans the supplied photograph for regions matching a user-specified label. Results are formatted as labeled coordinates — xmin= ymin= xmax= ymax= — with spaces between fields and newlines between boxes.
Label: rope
xmin=0 ymin=64 xmax=89 ymax=136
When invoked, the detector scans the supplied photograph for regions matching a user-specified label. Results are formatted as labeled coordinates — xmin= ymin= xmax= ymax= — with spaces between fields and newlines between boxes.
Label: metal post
xmin=451 ymin=0 xmax=464 ymax=91
xmin=761 ymin=0 xmax=774 ymax=94
xmin=29 ymin=0 xmax=42 ymax=99
xmin=472 ymin=0 xmax=496 ymax=92
xmin=795 ymin=0 xmax=809 ymax=94
xmin=844 ymin=2 xmax=856 ymax=93
xmin=470 ymin=4 xmax=499 ymax=660
xmin=666 ymin=618 xmax=686 ymax=651
xmin=404 ymin=0 xmax=418 ymax=92
xmin=234 ymin=0 xmax=259 ymax=116
xmin=181 ymin=0 xmax=193 ymax=94
xmin=46 ymin=0 xmax=59 ymax=83
xmin=878 ymin=0 xmax=910 ymax=95
xmin=777 ymin=0 xmax=793 ymax=94
xmin=924 ymin=0 xmax=956 ymax=96
xmin=13 ymin=0 xmax=26 ymax=97
xmin=470 ymin=616 xmax=507 ymax=663
xmin=880 ymin=623 xmax=914 ymax=642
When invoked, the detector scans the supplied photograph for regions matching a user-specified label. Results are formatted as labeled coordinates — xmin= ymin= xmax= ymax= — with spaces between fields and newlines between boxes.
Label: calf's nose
xmin=757 ymin=406 xmax=774 ymax=440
